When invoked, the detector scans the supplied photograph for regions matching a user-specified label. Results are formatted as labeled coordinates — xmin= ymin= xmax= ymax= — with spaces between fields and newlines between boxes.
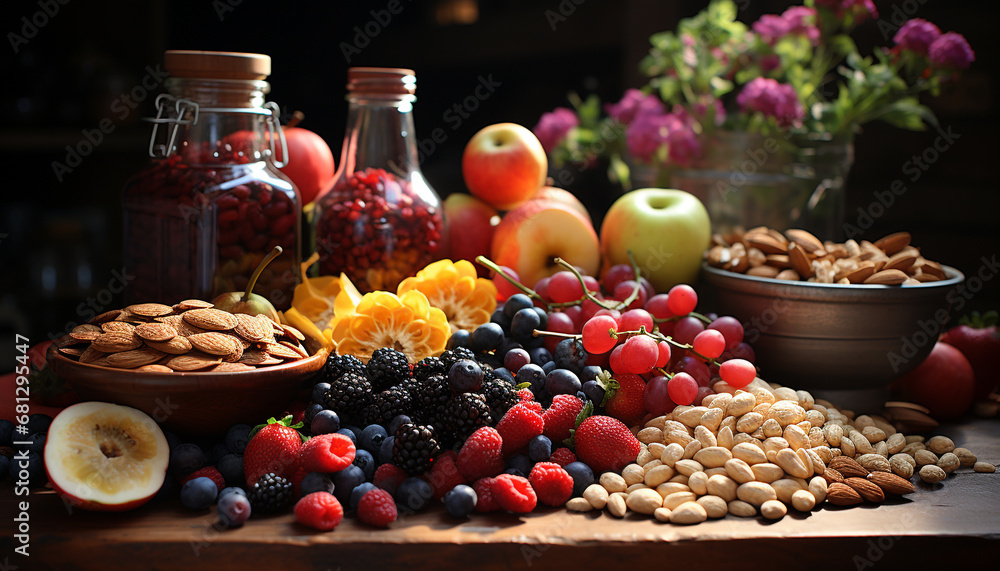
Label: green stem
xmin=475 ymin=256 xmax=546 ymax=304
xmin=532 ymin=329 xmax=582 ymax=340
xmin=552 ymin=257 xmax=618 ymax=311
xmin=243 ymin=246 xmax=282 ymax=302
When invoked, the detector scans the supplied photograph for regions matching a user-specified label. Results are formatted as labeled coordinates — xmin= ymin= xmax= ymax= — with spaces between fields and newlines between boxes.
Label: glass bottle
xmin=313 ymin=67 xmax=443 ymax=292
xmin=122 ymin=50 xmax=301 ymax=308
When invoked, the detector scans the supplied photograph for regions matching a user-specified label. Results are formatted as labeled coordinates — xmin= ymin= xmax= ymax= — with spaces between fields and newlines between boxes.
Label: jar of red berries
xmin=122 ymin=50 xmax=300 ymax=309
xmin=313 ymin=67 xmax=443 ymax=292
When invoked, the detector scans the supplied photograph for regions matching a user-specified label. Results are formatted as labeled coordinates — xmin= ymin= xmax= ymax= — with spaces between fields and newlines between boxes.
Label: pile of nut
xmin=566 ymin=380 xmax=995 ymax=524
xmin=56 ymin=301 xmax=311 ymax=373
xmin=705 ymin=228 xmax=948 ymax=285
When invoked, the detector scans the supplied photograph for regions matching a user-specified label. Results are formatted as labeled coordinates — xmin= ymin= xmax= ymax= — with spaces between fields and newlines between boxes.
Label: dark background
xmin=1 ymin=0 xmax=997 ymax=364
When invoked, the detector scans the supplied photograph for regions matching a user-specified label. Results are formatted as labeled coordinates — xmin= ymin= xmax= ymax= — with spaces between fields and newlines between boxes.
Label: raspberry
xmin=542 ymin=394 xmax=584 ymax=443
xmin=294 ymin=492 xmax=344 ymax=531
xmin=472 ymin=477 xmax=500 ymax=513
xmin=529 ymin=462 xmax=573 ymax=507
xmin=490 ymin=474 xmax=537 ymax=513
xmin=358 ymin=488 xmax=398 ymax=528
xmin=496 ymin=403 xmax=545 ymax=457
xmin=180 ymin=467 xmax=225 ymax=492
xmin=548 ymin=447 xmax=577 ymax=467
xmin=456 ymin=427 xmax=504 ymax=481
xmin=289 ymin=465 xmax=309 ymax=499
xmin=373 ymin=463 xmax=408 ymax=496
xmin=520 ymin=401 xmax=544 ymax=414
xmin=299 ymin=433 xmax=356 ymax=473
xmin=517 ymin=388 xmax=535 ymax=402
xmin=425 ymin=451 xmax=466 ymax=500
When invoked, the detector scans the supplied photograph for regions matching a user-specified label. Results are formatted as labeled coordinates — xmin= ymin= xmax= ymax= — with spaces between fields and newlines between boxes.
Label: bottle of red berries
xmin=313 ymin=67 xmax=443 ymax=292
xmin=122 ymin=50 xmax=300 ymax=309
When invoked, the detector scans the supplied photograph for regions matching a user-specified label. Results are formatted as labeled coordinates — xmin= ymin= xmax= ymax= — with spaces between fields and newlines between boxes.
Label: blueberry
xmin=224 ymin=424 xmax=253 ymax=455
xmin=503 ymin=467 xmax=525 ymax=477
xmin=553 ymin=338 xmax=587 ymax=374
xmin=304 ymin=403 xmax=324 ymax=425
xmin=545 ymin=369 xmax=582 ymax=396
xmin=311 ymin=382 xmax=331 ymax=404
xmin=502 ymin=294 xmax=534 ymax=320
xmin=528 ymin=435 xmax=552 ymax=462
xmin=446 ymin=329 xmax=470 ymax=350
xmin=489 ymin=308 xmax=511 ymax=332
xmin=478 ymin=352 xmax=504 ymax=371
xmin=180 ymin=477 xmax=218 ymax=510
xmin=218 ymin=486 xmax=247 ymax=501
xmin=395 ymin=477 xmax=433 ymax=512
xmin=300 ymin=472 xmax=335 ymax=496
xmin=377 ymin=436 xmax=395 ymax=466
xmin=332 ymin=465 xmax=365 ymax=506
xmin=563 ymin=461 xmax=595 ymax=498
xmin=353 ymin=449 xmax=375 ymax=481
xmin=310 ymin=410 xmax=341 ymax=435
xmin=211 ymin=442 xmax=230 ymax=464
xmin=349 ymin=482 xmax=377 ymax=510
xmin=532 ymin=307 xmax=548 ymax=329
xmin=510 ymin=307 xmax=541 ymax=343
xmin=217 ymin=492 xmax=252 ymax=527
xmin=388 ymin=415 xmax=412 ymax=437
xmin=170 ymin=443 xmax=206 ymax=478
xmin=26 ymin=414 xmax=52 ymax=436
xmin=541 ymin=361 xmax=557 ymax=375
xmin=336 ymin=428 xmax=357 ymax=444
xmin=21 ymin=432 xmax=46 ymax=455
xmin=582 ymin=380 xmax=606 ymax=405
xmin=575 ymin=391 xmax=588 ymax=404
xmin=515 ymin=364 xmax=546 ymax=395
xmin=443 ymin=484 xmax=477 ymax=517
xmin=502 ymin=340 xmax=524 ymax=354
xmin=528 ymin=347 xmax=552 ymax=366
xmin=448 ymin=359 xmax=484 ymax=393
xmin=470 ymin=323 xmax=506 ymax=353
xmin=580 ymin=366 xmax=602 ymax=384
xmin=506 ymin=453 xmax=534 ymax=476
xmin=0 ymin=456 xmax=9 ymax=481
xmin=493 ymin=367 xmax=515 ymax=384
xmin=359 ymin=425 xmax=388 ymax=455
xmin=343 ymin=425 xmax=363 ymax=441
xmin=522 ymin=335 xmax=545 ymax=350
xmin=0 ymin=419 xmax=14 ymax=447
xmin=216 ymin=453 xmax=246 ymax=488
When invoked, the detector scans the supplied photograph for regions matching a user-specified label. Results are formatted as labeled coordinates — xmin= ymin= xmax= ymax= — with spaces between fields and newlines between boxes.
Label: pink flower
xmin=929 ymin=32 xmax=975 ymax=70
xmin=815 ymin=0 xmax=878 ymax=22
xmin=752 ymin=15 xmax=792 ymax=46
xmin=759 ymin=54 xmax=781 ymax=72
xmin=736 ymin=77 xmax=805 ymax=128
xmin=533 ymin=107 xmax=579 ymax=154
xmin=673 ymin=96 xmax=726 ymax=127
xmin=605 ymin=89 xmax=666 ymax=125
xmin=893 ymin=19 xmax=941 ymax=55
xmin=625 ymin=111 xmax=701 ymax=167
xmin=662 ymin=114 xmax=701 ymax=167
xmin=782 ymin=7 xmax=820 ymax=45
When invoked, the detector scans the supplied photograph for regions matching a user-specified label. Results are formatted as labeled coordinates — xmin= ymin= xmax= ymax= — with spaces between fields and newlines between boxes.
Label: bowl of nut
xmin=47 ymin=301 xmax=332 ymax=434
xmin=701 ymin=228 xmax=964 ymax=412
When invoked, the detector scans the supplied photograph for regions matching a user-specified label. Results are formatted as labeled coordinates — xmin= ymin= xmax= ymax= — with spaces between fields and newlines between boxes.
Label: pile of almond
xmin=705 ymin=228 xmax=948 ymax=285
xmin=567 ymin=379 xmax=995 ymax=524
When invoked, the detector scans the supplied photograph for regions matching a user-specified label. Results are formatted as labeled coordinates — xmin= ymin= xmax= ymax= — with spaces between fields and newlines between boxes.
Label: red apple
xmin=44 ymin=402 xmax=170 ymax=511
xmin=462 ymin=123 xmax=547 ymax=211
xmin=442 ymin=193 xmax=500 ymax=277
xmin=279 ymin=126 xmax=335 ymax=204
xmin=491 ymin=200 xmax=600 ymax=289
xmin=531 ymin=186 xmax=591 ymax=223
xmin=940 ymin=312 xmax=1000 ymax=400
xmin=893 ymin=341 xmax=976 ymax=420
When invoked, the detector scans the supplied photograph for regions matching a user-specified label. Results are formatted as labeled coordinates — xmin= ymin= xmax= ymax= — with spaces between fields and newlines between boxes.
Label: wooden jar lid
xmin=347 ymin=67 xmax=416 ymax=96
xmin=164 ymin=50 xmax=271 ymax=80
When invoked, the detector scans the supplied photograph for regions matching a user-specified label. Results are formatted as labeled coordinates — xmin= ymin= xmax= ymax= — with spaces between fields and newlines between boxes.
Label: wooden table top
xmin=3 ymin=419 xmax=999 ymax=570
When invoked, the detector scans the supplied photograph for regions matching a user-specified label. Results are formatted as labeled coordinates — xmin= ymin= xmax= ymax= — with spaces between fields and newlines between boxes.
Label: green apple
xmin=600 ymin=188 xmax=711 ymax=291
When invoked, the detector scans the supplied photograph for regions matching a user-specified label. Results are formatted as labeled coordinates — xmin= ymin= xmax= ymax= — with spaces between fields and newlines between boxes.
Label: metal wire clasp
xmin=145 ymin=95 xmax=200 ymax=159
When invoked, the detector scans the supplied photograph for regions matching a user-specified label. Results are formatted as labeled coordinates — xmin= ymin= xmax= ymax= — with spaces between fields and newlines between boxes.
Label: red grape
xmin=534 ymin=276 xmax=552 ymax=302
xmin=707 ymin=316 xmax=744 ymax=351
xmin=639 ymin=277 xmax=656 ymax=301
xmin=585 ymin=350 xmax=609 ymax=369
xmin=580 ymin=298 xmax=604 ymax=321
xmin=621 ymin=335 xmax=658 ymax=374
xmin=545 ymin=311 xmax=577 ymax=353
xmin=644 ymin=294 xmax=673 ymax=320
xmin=673 ymin=356 xmax=711 ymax=387
xmin=562 ymin=305 xmax=585 ymax=331
xmin=667 ymin=372 xmax=699 ymax=406
xmin=582 ymin=275 xmax=601 ymax=296
xmin=504 ymin=348 xmax=531 ymax=373
xmin=730 ymin=342 xmax=756 ymax=362
xmin=492 ymin=266 xmax=521 ymax=301
xmin=613 ymin=280 xmax=648 ymax=310
xmin=695 ymin=385 xmax=714 ymax=406
xmin=601 ymin=264 xmax=635 ymax=293
xmin=593 ymin=309 xmax=622 ymax=327
xmin=548 ymin=271 xmax=584 ymax=303
xmin=582 ymin=315 xmax=618 ymax=355
xmin=719 ymin=359 xmax=757 ymax=388
xmin=672 ymin=316 xmax=705 ymax=345
xmin=620 ymin=309 xmax=654 ymax=333
xmin=692 ymin=329 xmax=726 ymax=359
xmin=643 ymin=375 xmax=676 ymax=415
xmin=655 ymin=341 xmax=671 ymax=369
xmin=609 ymin=344 xmax=626 ymax=374
xmin=666 ymin=284 xmax=698 ymax=316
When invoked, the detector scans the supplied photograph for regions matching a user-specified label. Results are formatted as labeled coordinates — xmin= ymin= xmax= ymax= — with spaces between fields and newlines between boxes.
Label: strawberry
xmin=542 ymin=395 xmax=584 ymax=443
xmin=572 ymin=415 xmax=641 ymax=474
xmin=604 ymin=373 xmax=646 ymax=427
xmin=243 ymin=416 xmax=305 ymax=486
xmin=496 ymin=403 xmax=544 ymax=457
xmin=457 ymin=427 xmax=504 ymax=481
xmin=941 ymin=311 xmax=1000 ymax=400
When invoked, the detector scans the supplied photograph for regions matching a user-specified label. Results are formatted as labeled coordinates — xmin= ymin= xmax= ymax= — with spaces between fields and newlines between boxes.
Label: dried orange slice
xmin=291 ymin=252 xmax=343 ymax=329
xmin=397 ymin=259 xmax=497 ymax=334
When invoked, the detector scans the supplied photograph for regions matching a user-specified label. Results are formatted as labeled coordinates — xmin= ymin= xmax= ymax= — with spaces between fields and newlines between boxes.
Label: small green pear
xmin=211 ymin=246 xmax=283 ymax=322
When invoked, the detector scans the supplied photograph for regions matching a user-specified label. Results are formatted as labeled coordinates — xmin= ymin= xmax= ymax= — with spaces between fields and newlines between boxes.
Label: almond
xmin=182 ymin=308 xmax=239 ymax=331
xmin=136 ymin=364 xmax=174 ymax=373
xmin=125 ymin=303 xmax=175 ymax=318
xmin=234 ymin=313 xmax=271 ymax=342
xmin=188 ymin=332 xmax=245 ymax=356
xmin=106 ymin=347 xmax=166 ymax=369
xmin=747 ymin=233 xmax=787 ymax=255
xmin=775 ymin=269 xmax=800 ymax=281
xmin=829 ymin=456 xmax=868 ymax=479
xmin=70 ymin=324 xmax=103 ymax=341
xmin=788 ymin=242 xmax=814 ymax=278
xmin=211 ymin=362 xmax=257 ymax=372
xmin=92 ymin=331 xmax=143 ymax=353
xmin=279 ymin=323 xmax=306 ymax=342
xmin=145 ymin=335 xmax=193 ymax=355
xmin=843 ymin=263 xmax=877 ymax=284
xmin=764 ymin=254 xmax=793 ymax=269
xmin=174 ymin=299 xmax=214 ymax=311
xmin=883 ymin=250 xmax=917 ymax=272
xmin=822 ymin=467 xmax=844 ymax=484
xmin=747 ymin=265 xmax=780 ymax=278
xmin=88 ymin=309 xmax=123 ymax=324
xmin=264 ymin=342 xmax=305 ymax=360
xmin=873 ymin=232 xmax=911 ymax=255
xmin=157 ymin=314 xmax=207 ymax=337
xmin=135 ymin=321 xmax=178 ymax=343
xmin=78 ymin=345 xmax=108 ymax=364
xmin=845 ymin=477 xmax=884 ymax=503
xmin=867 ymin=471 xmax=915 ymax=495
xmin=165 ymin=351 xmax=223 ymax=371
xmin=239 ymin=350 xmax=283 ymax=366
xmin=101 ymin=321 xmax=136 ymax=333
xmin=58 ymin=346 xmax=85 ymax=357
xmin=864 ymin=269 xmax=908 ymax=285
xmin=785 ymin=229 xmax=825 ymax=253
xmin=826 ymin=482 xmax=863 ymax=506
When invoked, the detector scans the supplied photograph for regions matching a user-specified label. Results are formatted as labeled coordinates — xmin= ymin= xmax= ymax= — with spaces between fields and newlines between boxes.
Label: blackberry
xmin=480 ymin=376 xmax=519 ymax=419
xmin=447 ymin=393 xmax=492 ymax=438
xmin=413 ymin=356 xmax=446 ymax=381
xmin=363 ymin=386 xmax=413 ymax=427
xmin=322 ymin=371 xmax=373 ymax=424
xmin=409 ymin=374 xmax=453 ymax=429
xmin=392 ymin=423 xmax=441 ymax=475
xmin=367 ymin=348 xmax=412 ymax=391
xmin=247 ymin=473 xmax=292 ymax=514
xmin=323 ymin=354 xmax=365 ymax=383
xmin=440 ymin=346 xmax=476 ymax=371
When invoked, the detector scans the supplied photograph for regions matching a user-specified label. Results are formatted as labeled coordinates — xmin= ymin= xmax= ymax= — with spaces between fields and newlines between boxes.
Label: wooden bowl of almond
xmin=46 ymin=300 xmax=332 ymax=434
xmin=701 ymin=228 xmax=963 ymax=411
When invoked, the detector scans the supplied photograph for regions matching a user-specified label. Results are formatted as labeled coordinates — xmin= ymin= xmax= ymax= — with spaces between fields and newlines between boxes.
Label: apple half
xmin=44 ymin=401 xmax=169 ymax=511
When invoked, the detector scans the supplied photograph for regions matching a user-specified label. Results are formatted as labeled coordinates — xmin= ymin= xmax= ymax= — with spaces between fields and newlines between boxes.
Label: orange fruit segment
xmin=397 ymin=259 xmax=497 ymax=334
xmin=291 ymin=252 xmax=343 ymax=329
